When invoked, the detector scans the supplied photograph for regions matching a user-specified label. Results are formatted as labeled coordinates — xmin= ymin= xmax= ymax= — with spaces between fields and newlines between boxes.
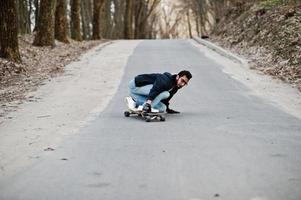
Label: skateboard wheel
xmin=160 ymin=116 xmax=165 ymax=121
xmin=145 ymin=116 xmax=151 ymax=122
xmin=124 ymin=111 xmax=130 ymax=117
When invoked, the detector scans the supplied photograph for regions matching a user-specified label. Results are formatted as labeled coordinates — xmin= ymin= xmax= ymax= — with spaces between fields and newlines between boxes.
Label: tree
xmin=124 ymin=0 xmax=134 ymax=39
xmin=55 ymin=0 xmax=70 ymax=43
xmin=70 ymin=0 xmax=82 ymax=41
xmin=159 ymin=2 xmax=183 ymax=39
xmin=112 ymin=0 xmax=125 ymax=39
xmin=33 ymin=0 xmax=39 ymax=31
xmin=179 ymin=0 xmax=211 ymax=37
xmin=92 ymin=0 xmax=107 ymax=39
xmin=133 ymin=0 xmax=160 ymax=39
xmin=33 ymin=0 xmax=57 ymax=46
xmin=100 ymin=0 xmax=113 ymax=38
xmin=81 ymin=0 xmax=93 ymax=40
xmin=187 ymin=9 xmax=192 ymax=38
xmin=16 ymin=0 xmax=31 ymax=34
xmin=146 ymin=12 xmax=160 ymax=39
xmin=0 ymin=0 xmax=21 ymax=62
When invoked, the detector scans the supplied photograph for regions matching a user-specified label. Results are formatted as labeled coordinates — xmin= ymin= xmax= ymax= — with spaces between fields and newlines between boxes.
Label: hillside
xmin=211 ymin=1 xmax=301 ymax=91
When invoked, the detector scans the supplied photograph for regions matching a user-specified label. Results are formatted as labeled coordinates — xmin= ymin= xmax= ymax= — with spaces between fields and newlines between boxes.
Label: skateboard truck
xmin=124 ymin=97 xmax=165 ymax=122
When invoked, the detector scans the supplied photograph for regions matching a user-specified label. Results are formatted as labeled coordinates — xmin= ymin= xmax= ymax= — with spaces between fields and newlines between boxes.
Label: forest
xmin=0 ymin=0 xmax=299 ymax=61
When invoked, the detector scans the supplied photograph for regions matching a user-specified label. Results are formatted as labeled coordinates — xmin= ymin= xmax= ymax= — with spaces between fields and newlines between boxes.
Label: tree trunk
xmin=187 ymin=10 xmax=193 ymax=39
xmin=33 ymin=0 xmax=39 ymax=32
xmin=17 ymin=0 xmax=31 ymax=34
xmin=124 ymin=0 xmax=133 ymax=39
xmin=0 ymin=0 xmax=21 ymax=62
xmin=55 ymin=0 xmax=69 ymax=43
xmin=147 ymin=14 xmax=157 ymax=39
xmin=33 ymin=0 xmax=57 ymax=46
xmin=71 ymin=0 xmax=82 ymax=41
xmin=28 ymin=0 xmax=33 ymax=32
xmin=133 ymin=0 xmax=160 ymax=39
xmin=81 ymin=0 xmax=92 ymax=40
xmin=195 ymin=14 xmax=200 ymax=36
xmin=100 ymin=0 xmax=113 ymax=38
xmin=197 ymin=0 xmax=208 ymax=37
xmin=112 ymin=0 xmax=125 ymax=39
xmin=134 ymin=0 xmax=143 ymax=39
xmin=92 ymin=0 xmax=106 ymax=39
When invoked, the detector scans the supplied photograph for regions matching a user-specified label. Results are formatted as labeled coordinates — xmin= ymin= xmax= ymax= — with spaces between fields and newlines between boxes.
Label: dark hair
xmin=178 ymin=70 xmax=192 ymax=80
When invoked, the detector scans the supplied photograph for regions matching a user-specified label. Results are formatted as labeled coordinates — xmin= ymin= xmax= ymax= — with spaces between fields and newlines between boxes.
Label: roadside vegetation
xmin=178 ymin=0 xmax=300 ymax=91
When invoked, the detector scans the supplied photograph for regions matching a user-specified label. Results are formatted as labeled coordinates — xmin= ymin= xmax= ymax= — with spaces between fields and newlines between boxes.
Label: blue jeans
xmin=128 ymin=79 xmax=169 ymax=112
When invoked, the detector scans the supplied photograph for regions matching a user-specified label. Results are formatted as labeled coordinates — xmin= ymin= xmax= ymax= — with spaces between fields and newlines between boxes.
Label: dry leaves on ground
xmin=0 ymin=34 xmax=106 ymax=119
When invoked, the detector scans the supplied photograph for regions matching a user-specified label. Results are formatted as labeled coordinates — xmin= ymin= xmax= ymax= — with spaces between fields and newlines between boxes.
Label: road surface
xmin=1 ymin=40 xmax=301 ymax=200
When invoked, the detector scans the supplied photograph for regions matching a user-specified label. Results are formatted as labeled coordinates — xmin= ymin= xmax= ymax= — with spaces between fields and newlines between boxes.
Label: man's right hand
xmin=142 ymin=103 xmax=151 ymax=113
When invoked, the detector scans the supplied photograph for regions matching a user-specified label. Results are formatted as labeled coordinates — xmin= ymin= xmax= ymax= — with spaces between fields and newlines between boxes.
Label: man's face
xmin=176 ymin=75 xmax=189 ymax=88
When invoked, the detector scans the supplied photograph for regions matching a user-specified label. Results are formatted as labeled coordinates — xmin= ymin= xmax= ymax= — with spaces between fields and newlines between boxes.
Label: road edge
xmin=193 ymin=37 xmax=248 ymax=67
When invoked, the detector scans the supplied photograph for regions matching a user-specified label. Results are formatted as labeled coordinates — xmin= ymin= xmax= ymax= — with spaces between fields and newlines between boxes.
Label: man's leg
xmin=151 ymin=91 xmax=169 ymax=112
xmin=153 ymin=102 xmax=167 ymax=112
xmin=128 ymin=79 xmax=169 ymax=111
xmin=128 ymin=79 xmax=151 ymax=106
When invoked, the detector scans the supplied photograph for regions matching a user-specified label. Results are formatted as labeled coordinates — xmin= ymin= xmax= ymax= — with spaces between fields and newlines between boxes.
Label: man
xmin=127 ymin=70 xmax=192 ymax=113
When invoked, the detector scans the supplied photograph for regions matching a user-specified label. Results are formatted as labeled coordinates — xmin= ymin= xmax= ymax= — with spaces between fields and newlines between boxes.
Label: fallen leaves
xmin=212 ymin=3 xmax=301 ymax=91
xmin=0 ymin=34 xmax=106 ymax=119
xmin=44 ymin=147 xmax=55 ymax=151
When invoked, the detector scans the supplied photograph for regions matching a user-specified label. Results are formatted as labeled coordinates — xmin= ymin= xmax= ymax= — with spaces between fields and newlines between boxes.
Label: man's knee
xmin=158 ymin=91 xmax=170 ymax=100
xmin=161 ymin=104 xmax=167 ymax=112
xmin=128 ymin=79 xmax=136 ymax=90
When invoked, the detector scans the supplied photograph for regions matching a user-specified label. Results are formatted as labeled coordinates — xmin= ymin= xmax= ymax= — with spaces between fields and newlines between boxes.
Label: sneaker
xmin=137 ymin=105 xmax=143 ymax=111
xmin=126 ymin=97 xmax=136 ymax=109
xmin=137 ymin=105 xmax=159 ymax=113
xmin=151 ymin=108 xmax=160 ymax=113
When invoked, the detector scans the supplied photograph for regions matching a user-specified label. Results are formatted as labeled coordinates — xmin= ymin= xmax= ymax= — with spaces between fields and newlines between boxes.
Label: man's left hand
xmin=166 ymin=108 xmax=180 ymax=114
xmin=142 ymin=103 xmax=152 ymax=113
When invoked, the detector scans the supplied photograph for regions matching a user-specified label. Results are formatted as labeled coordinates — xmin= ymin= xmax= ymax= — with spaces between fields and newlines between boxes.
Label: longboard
xmin=124 ymin=106 xmax=165 ymax=122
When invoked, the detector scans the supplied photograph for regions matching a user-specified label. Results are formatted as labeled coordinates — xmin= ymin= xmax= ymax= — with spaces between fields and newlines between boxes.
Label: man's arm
xmin=161 ymin=88 xmax=180 ymax=114
xmin=142 ymin=77 xmax=168 ymax=112
xmin=147 ymin=74 xmax=170 ymax=101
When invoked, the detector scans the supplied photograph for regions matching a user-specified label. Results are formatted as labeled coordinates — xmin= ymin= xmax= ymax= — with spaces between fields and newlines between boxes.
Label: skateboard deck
xmin=124 ymin=105 xmax=165 ymax=122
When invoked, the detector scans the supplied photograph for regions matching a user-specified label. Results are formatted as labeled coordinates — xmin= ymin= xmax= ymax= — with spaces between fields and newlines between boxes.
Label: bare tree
xmin=180 ymin=0 xmax=212 ymax=37
xmin=112 ymin=0 xmax=125 ymax=39
xmin=124 ymin=0 xmax=134 ymax=39
xmin=134 ymin=0 xmax=161 ymax=39
xmin=147 ymin=14 xmax=159 ymax=39
xmin=81 ymin=0 xmax=93 ymax=40
xmin=17 ymin=0 xmax=31 ymax=34
xmin=70 ymin=0 xmax=82 ymax=41
xmin=92 ymin=0 xmax=107 ymax=39
xmin=158 ymin=1 xmax=187 ymax=39
xmin=33 ymin=0 xmax=57 ymax=46
xmin=186 ymin=9 xmax=192 ymax=38
xmin=100 ymin=0 xmax=113 ymax=38
xmin=33 ymin=0 xmax=40 ymax=31
xmin=55 ymin=0 xmax=70 ymax=43
xmin=0 ymin=0 xmax=21 ymax=62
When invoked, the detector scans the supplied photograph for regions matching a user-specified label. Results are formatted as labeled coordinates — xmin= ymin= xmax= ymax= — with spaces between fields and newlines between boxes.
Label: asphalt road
xmin=1 ymin=40 xmax=301 ymax=200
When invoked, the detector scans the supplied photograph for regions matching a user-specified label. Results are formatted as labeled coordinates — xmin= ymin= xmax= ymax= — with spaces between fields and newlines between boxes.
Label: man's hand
xmin=166 ymin=108 xmax=180 ymax=114
xmin=142 ymin=103 xmax=151 ymax=113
